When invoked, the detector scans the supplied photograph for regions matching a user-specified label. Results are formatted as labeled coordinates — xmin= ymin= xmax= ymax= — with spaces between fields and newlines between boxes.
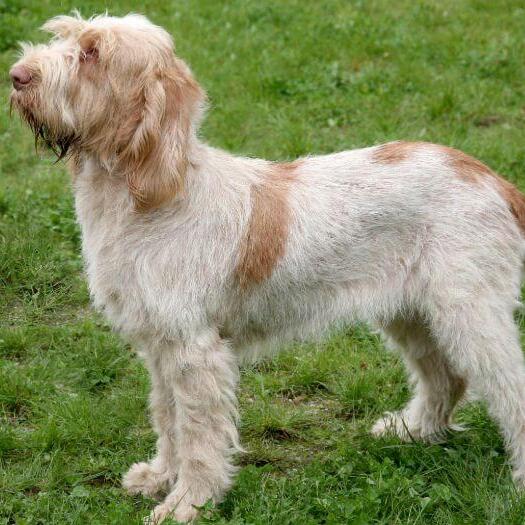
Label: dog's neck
xmin=70 ymin=126 xmax=204 ymax=204
xmin=71 ymin=144 xmax=234 ymax=225
xmin=69 ymin=137 xmax=271 ymax=229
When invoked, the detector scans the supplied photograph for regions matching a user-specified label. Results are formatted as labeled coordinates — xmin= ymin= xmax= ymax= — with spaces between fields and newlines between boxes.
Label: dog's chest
xmin=74 ymin=172 xmax=158 ymax=335
xmin=83 ymin=216 xmax=145 ymax=331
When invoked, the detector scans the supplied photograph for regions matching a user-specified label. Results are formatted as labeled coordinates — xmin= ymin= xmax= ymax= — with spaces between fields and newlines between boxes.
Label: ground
xmin=2 ymin=1 xmax=525 ymax=523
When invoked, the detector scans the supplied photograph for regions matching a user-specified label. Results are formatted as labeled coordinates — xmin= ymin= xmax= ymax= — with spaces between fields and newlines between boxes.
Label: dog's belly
xmin=225 ymin=270 xmax=405 ymax=359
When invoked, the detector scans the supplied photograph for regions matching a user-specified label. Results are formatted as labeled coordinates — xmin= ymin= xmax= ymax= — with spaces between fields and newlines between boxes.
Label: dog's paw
xmin=146 ymin=501 xmax=198 ymax=524
xmin=371 ymin=411 xmax=420 ymax=441
xmin=372 ymin=411 xmax=403 ymax=436
xmin=123 ymin=462 xmax=172 ymax=498
xmin=512 ymin=467 xmax=525 ymax=489
xmin=372 ymin=411 xmax=461 ymax=443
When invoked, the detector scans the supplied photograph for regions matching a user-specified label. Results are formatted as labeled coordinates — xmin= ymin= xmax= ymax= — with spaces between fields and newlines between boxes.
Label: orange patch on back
xmin=439 ymin=145 xmax=493 ymax=183
xmin=496 ymin=178 xmax=525 ymax=234
xmin=236 ymin=161 xmax=299 ymax=288
xmin=442 ymin=145 xmax=525 ymax=234
xmin=372 ymin=141 xmax=423 ymax=164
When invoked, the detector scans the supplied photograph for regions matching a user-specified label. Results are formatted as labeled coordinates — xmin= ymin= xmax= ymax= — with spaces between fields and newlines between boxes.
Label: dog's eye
xmin=80 ymin=47 xmax=98 ymax=63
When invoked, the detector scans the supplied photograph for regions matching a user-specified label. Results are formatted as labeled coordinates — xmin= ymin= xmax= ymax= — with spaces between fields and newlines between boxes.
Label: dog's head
xmin=10 ymin=13 xmax=205 ymax=209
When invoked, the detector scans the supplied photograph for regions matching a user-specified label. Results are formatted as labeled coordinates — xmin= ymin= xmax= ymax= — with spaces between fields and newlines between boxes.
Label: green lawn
xmin=2 ymin=1 xmax=525 ymax=523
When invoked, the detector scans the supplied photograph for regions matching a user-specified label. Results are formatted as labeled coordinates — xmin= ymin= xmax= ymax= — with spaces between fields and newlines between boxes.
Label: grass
xmin=1 ymin=0 xmax=525 ymax=523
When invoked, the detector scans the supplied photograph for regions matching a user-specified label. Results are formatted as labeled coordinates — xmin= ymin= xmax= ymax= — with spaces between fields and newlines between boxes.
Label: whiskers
xmin=10 ymin=96 xmax=78 ymax=160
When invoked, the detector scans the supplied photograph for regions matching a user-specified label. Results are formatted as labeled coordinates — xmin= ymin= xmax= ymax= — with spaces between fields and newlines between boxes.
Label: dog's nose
xmin=10 ymin=65 xmax=32 ymax=90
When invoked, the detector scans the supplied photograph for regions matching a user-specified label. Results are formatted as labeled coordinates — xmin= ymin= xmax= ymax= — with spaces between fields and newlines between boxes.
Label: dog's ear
xmin=122 ymin=58 xmax=205 ymax=211
xmin=78 ymin=29 xmax=100 ymax=64
xmin=42 ymin=13 xmax=84 ymax=39
xmin=119 ymin=76 xmax=167 ymax=208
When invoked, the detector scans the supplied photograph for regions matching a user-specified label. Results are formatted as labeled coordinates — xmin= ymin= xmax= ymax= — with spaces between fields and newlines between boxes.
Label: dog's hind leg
xmin=429 ymin=300 xmax=525 ymax=485
xmin=372 ymin=318 xmax=466 ymax=441
xmin=123 ymin=350 xmax=178 ymax=498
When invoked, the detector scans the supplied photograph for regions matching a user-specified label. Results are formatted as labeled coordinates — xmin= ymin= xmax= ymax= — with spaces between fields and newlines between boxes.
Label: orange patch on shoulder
xmin=443 ymin=145 xmax=525 ymax=234
xmin=236 ymin=161 xmax=299 ymax=288
xmin=372 ymin=141 xmax=423 ymax=164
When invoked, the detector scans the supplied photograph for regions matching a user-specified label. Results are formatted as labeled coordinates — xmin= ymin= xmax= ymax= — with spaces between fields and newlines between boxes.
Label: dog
xmin=10 ymin=12 xmax=525 ymax=523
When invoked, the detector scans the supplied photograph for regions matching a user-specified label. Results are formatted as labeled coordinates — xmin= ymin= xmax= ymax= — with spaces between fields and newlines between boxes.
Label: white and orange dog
xmin=10 ymin=13 xmax=525 ymax=523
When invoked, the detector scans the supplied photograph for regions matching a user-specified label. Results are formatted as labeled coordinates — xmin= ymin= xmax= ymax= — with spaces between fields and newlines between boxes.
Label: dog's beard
xmin=10 ymin=96 xmax=78 ymax=161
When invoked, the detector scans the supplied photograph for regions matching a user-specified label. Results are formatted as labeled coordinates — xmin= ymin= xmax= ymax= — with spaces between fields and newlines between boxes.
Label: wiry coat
xmin=10 ymin=13 xmax=525 ymax=524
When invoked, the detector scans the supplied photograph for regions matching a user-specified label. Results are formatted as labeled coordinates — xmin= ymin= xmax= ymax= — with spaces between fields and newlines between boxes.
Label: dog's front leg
xmin=123 ymin=350 xmax=179 ymax=498
xmin=148 ymin=330 xmax=241 ymax=524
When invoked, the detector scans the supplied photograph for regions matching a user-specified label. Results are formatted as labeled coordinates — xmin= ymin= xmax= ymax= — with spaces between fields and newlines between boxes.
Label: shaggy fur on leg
xmin=10 ymin=12 xmax=525 ymax=523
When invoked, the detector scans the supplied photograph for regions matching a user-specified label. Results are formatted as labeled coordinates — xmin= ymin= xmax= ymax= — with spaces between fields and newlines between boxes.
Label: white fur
xmin=11 ymin=13 xmax=525 ymax=523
